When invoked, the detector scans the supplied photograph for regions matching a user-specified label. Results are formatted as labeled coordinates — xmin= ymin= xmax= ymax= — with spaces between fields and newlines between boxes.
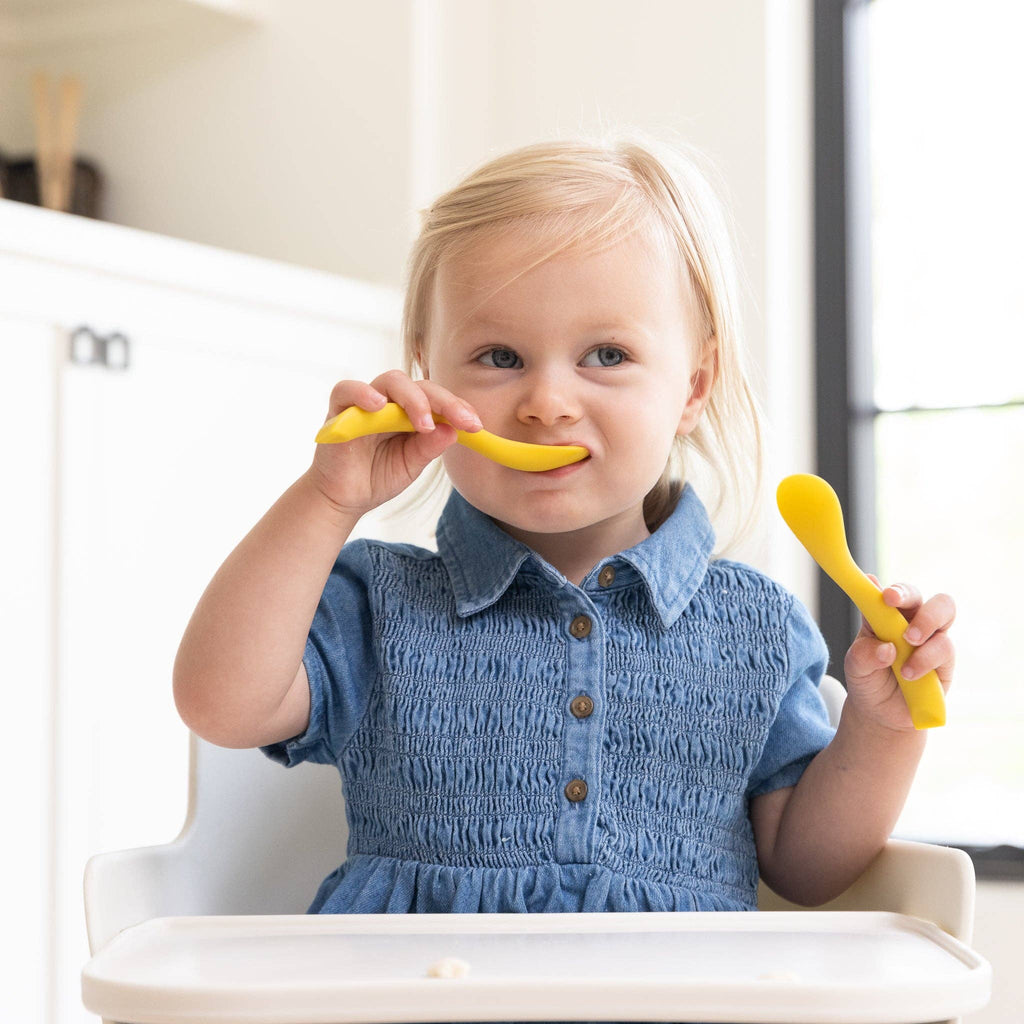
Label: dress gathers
xmin=262 ymin=485 xmax=835 ymax=916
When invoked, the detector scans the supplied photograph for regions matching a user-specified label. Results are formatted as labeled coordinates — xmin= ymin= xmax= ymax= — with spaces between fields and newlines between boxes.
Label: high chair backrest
xmin=85 ymin=739 xmax=347 ymax=953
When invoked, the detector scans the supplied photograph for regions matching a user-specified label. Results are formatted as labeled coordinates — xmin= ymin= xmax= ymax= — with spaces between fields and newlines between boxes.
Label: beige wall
xmin=2 ymin=1 xmax=415 ymax=285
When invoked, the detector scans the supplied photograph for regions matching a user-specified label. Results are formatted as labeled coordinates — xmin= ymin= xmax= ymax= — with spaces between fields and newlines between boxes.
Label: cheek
xmin=611 ymin=410 xmax=681 ymax=488
xmin=439 ymin=445 xmax=482 ymax=490
xmin=610 ymin=404 xmax=678 ymax=458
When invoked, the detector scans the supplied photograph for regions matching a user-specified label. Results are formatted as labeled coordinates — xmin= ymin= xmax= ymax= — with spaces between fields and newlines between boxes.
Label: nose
xmin=515 ymin=367 xmax=582 ymax=428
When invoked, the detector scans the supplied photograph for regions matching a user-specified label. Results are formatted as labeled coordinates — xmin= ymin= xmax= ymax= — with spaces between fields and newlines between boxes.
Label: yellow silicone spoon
xmin=776 ymin=473 xmax=946 ymax=730
xmin=315 ymin=402 xmax=590 ymax=473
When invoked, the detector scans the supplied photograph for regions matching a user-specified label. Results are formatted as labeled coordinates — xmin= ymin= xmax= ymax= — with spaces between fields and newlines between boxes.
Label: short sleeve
xmin=747 ymin=595 xmax=836 ymax=798
xmin=260 ymin=539 xmax=377 ymax=768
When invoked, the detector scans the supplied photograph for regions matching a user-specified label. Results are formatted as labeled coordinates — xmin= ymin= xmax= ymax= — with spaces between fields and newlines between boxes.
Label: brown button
xmin=570 ymin=694 xmax=594 ymax=719
xmin=569 ymin=614 xmax=592 ymax=639
xmin=598 ymin=565 xmax=616 ymax=587
xmin=564 ymin=778 xmax=588 ymax=802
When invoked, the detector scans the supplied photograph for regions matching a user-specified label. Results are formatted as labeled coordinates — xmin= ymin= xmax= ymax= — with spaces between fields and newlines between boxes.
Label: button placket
xmin=555 ymin=597 xmax=604 ymax=863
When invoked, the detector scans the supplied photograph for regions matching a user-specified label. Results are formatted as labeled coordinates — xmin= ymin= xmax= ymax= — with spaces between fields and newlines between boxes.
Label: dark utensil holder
xmin=0 ymin=150 xmax=103 ymax=218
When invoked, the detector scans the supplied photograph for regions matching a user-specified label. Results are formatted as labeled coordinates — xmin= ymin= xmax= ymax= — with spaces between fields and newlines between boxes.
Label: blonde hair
xmin=400 ymin=133 xmax=763 ymax=551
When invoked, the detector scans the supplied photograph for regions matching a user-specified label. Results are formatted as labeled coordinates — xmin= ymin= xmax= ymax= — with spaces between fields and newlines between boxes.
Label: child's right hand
xmin=307 ymin=370 xmax=482 ymax=519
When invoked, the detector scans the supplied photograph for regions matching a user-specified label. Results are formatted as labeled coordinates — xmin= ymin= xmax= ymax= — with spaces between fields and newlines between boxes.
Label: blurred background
xmin=1 ymin=1 xmax=1020 ymax=1021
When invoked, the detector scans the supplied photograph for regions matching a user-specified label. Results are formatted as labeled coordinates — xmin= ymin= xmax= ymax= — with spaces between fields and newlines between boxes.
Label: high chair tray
xmin=82 ymin=910 xmax=991 ymax=1024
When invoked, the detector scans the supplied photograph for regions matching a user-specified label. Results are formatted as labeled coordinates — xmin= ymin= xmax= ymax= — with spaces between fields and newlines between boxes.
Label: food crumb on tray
xmin=426 ymin=956 xmax=471 ymax=979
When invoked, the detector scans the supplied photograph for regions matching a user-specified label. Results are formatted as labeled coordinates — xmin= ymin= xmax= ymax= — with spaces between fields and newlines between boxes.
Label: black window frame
xmin=812 ymin=0 xmax=1024 ymax=881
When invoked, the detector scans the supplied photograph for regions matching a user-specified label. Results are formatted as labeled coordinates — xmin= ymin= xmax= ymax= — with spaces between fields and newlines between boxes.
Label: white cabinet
xmin=0 ymin=199 xmax=406 ymax=1023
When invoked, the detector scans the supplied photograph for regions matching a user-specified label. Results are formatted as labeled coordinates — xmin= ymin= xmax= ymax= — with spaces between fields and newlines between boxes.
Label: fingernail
xmin=904 ymin=628 xmax=921 ymax=645
xmin=456 ymin=403 xmax=480 ymax=428
xmin=902 ymin=664 xmax=917 ymax=679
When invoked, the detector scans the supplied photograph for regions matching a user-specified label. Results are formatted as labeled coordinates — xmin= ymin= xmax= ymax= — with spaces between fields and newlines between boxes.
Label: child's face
xmin=423 ymin=227 xmax=713 ymax=562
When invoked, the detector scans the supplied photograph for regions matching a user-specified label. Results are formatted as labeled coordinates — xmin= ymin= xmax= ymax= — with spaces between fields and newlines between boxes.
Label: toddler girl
xmin=174 ymin=136 xmax=955 ymax=917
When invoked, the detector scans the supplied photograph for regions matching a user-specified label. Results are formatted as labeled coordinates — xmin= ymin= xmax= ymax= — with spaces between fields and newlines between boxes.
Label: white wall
xmin=2 ymin=2 xmax=1016 ymax=1020
xmin=973 ymin=882 xmax=1024 ymax=1024
xmin=2 ymin=1 xmax=416 ymax=285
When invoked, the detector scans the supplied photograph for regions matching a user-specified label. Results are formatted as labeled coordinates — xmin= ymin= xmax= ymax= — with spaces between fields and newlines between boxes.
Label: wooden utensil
xmin=32 ymin=72 xmax=83 ymax=212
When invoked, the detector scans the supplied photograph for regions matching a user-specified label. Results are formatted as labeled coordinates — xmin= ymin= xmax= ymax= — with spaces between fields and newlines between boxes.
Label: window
xmin=814 ymin=0 xmax=1024 ymax=873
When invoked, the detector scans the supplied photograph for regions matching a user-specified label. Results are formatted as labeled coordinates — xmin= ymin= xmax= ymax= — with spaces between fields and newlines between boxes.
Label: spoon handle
xmin=826 ymin=557 xmax=946 ymax=730
xmin=315 ymin=403 xmax=589 ymax=472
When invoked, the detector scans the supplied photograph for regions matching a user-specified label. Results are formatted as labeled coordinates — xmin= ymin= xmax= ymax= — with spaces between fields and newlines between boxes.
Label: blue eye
xmin=479 ymin=348 xmax=522 ymax=369
xmin=581 ymin=346 xmax=626 ymax=367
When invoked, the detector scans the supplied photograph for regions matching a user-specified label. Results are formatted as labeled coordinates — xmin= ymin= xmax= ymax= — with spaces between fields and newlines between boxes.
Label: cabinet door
xmin=53 ymin=322 xmax=400 ymax=1023
xmin=0 ymin=316 xmax=58 ymax=1024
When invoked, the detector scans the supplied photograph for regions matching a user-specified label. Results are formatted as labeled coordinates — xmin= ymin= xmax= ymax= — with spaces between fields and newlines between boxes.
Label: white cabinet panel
xmin=54 ymin=330 xmax=372 ymax=1023
xmin=1 ymin=201 xmax=405 ymax=1024
xmin=1 ymin=315 xmax=58 ymax=1024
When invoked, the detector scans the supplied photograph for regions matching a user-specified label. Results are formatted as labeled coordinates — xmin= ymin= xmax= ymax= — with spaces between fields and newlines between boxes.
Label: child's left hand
xmin=843 ymin=579 xmax=956 ymax=732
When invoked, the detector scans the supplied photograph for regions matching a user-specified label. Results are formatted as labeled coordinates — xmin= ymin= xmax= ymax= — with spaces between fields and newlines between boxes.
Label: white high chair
xmin=82 ymin=678 xmax=991 ymax=1024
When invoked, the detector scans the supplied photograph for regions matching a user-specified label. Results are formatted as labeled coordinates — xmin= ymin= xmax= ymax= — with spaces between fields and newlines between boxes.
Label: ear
xmin=676 ymin=342 xmax=718 ymax=437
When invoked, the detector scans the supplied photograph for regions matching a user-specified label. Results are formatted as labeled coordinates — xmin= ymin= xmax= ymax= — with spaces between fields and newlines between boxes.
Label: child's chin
xmin=494 ymin=506 xmax=598 ymax=539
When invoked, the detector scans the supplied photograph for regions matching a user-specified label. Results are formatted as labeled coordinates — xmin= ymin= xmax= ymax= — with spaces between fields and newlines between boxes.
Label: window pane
xmin=869 ymin=0 xmax=1024 ymax=411
xmin=873 ymin=406 xmax=1024 ymax=845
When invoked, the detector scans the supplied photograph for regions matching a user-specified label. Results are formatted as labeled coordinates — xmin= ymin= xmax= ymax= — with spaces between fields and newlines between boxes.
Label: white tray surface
xmin=82 ymin=911 xmax=991 ymax=1024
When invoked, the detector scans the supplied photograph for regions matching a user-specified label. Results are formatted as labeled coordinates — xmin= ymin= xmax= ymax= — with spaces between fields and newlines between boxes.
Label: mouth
xmin=531 ymin=452 xmax=592 ymax=477
xmin=488 ymin=434 xmax=591 ymax=472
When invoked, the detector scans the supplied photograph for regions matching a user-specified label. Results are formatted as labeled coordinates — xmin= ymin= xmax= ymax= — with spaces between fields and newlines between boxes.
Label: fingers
xmin=324 ymin=379 xmax=389 ymax=421
xmin=888 ymin=587 xmax=956 ymax=647
xmin=328 ymin=371 xmax=481 ymax=434
xmin=855 ymin=579 xmax=956 ymax=689
xmin=893 ymin=588 xmax=955 ymax=688
xmin=844 ymin=633 xmax=896 ymax=684
xmin=901 ymin=630 xmax=956 ymax=689
xmin=403 ymin=377 xmax=483 ymax=434
xmin=398 ymin=419 xmax=460 ymax=474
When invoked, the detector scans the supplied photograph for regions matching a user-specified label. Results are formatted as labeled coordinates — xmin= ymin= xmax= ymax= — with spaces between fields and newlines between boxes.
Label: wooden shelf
xmin=0 ymin=0 xmax=266 ymax=54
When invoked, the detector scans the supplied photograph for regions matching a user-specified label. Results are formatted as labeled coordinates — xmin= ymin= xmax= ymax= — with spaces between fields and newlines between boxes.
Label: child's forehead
xmin=450 ymin=211 xmax=670 ymax=264
xmin=429 ymin=225 xmax=694 ymax=341
xmin=437 ymin=220 xmax=674 ymax=299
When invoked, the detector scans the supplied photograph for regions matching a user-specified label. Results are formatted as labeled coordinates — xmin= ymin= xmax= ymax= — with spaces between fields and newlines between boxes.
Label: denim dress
xmin=262 ymin=485 xmax=835 ymax=918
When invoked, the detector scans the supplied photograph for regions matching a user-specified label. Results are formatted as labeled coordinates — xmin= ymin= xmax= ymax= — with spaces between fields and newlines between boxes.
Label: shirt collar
xmin=616 ymin=484 xmax=716 ymax=627
xmin=435 ymin=485 xmax=716 ymax=628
